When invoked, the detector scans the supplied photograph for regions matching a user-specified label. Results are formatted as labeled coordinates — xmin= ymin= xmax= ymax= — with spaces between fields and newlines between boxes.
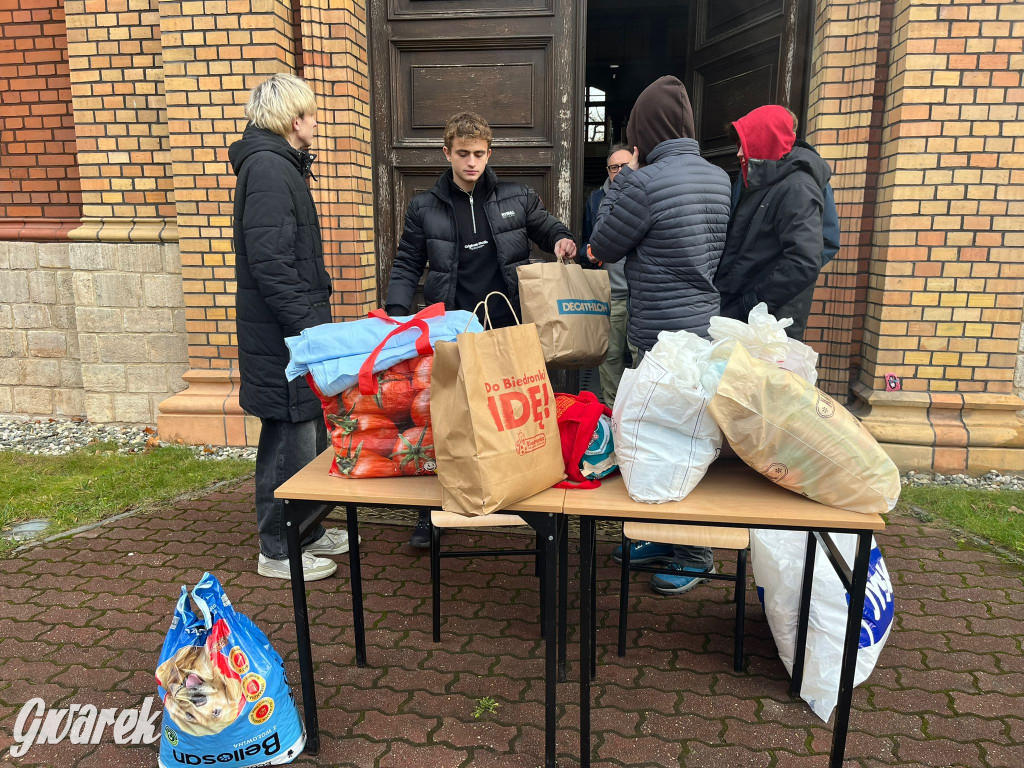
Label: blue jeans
xmin=254 ymin=417 xmax=328 ymax=559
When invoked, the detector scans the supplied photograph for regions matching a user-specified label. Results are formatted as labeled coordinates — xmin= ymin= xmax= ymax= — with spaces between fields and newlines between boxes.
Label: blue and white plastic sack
xmin=156 ymin=573 xmax=304 ymax=767
xmin=750 ymin=529 xmax=894 ymax=721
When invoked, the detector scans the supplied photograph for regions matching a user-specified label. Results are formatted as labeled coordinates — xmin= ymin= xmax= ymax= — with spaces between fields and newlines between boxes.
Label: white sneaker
xmin=303 ymin=528 xmax=359 ymax=556
xmin=258 ymin=552 xmax=337 ymax=581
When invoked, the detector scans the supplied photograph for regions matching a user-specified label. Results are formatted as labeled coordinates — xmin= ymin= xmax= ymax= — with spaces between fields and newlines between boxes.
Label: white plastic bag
xmin=611 ymin=330 xmax=722 ymax=503
xmin=708 ymin=303 xmax=818 ymax=384
xmin=750 ymin=529 xmax=895 ymax=721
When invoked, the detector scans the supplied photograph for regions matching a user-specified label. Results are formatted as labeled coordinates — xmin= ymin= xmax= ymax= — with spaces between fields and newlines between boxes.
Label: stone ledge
xmin=157 ymin=368 xmax=259 ymax=447
xmin=68 ymin=217 xmax=179 ymax=244
xmin=0 ymin=218 xmax=81 ymax=242
xmin=854 ymin=382 xmax=1024 ymax=473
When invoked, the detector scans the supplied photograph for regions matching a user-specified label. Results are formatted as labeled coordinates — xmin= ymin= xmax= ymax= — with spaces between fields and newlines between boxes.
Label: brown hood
xmin=626 ymin=75 xmax=696 ymax=164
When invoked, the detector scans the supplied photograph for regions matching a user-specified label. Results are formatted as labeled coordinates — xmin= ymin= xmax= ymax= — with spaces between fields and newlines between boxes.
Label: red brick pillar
xmin=157 ymin=0 xmax=376 ymax=445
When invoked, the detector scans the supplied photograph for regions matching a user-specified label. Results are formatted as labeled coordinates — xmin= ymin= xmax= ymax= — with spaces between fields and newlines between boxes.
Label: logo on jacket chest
xmin=500 ymin=210 xmax=515 ymax=218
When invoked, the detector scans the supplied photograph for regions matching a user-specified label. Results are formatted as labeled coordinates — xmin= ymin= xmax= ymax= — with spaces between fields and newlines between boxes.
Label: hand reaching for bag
xmin=554 ymin=237 xmax=577 ymax=263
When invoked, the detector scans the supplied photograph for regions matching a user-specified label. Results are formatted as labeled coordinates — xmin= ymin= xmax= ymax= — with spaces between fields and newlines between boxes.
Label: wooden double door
xmin=370 ymin=0 xmax=812 ymax=300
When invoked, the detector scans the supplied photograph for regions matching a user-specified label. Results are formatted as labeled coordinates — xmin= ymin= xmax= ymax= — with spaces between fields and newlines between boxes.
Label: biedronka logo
xmin=9 ymin=697 xmax=161 ymax=758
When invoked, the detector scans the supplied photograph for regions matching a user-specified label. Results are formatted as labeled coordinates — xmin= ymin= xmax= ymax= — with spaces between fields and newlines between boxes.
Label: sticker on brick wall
xmin=884 ymin=373 xmax=901 ymax=391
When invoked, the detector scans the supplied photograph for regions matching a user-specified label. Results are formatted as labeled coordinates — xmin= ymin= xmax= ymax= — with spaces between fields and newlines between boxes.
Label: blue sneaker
xmin=611 ymin=540 xmax=675 ymax=565
xmin=649 ymin=563 xmax=716 ymax=595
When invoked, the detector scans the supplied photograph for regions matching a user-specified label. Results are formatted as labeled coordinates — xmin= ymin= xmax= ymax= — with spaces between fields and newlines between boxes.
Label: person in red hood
xmin=714 ymin=105 xmax=833 ymax=340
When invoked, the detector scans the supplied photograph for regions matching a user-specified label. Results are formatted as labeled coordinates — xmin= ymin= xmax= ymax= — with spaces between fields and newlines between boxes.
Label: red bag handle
xmin=358 ymin=304 xmax=445 ymax=394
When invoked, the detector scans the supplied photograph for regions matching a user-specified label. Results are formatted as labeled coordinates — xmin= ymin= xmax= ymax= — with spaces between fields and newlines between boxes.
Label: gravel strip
xmin=3 ymin=417 xmax=1023 ymax=490
xmin=0 ymin=417 xmax=256 ymax=461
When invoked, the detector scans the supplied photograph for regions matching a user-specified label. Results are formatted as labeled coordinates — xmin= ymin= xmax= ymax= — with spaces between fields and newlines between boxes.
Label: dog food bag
xmin=156 ymin=573 xmax=304 ymax=768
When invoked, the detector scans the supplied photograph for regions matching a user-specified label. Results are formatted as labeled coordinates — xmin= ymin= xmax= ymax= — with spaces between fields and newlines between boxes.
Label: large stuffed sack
xmin=708 ymin=343 xmax=900 ymax=514
xmin=611 ymin=330 xmax=722 ymax=503
xmin=751 ymin=529 xmax=895 ymax=721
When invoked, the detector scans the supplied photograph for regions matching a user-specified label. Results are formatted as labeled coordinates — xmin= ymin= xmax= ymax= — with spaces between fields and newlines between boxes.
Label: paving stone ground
xmin=0 ymin=478 xmax=1022 ymax=767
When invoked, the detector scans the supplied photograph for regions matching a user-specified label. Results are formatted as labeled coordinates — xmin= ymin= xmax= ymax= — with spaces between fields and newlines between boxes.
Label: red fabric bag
xmin=309 ymin=306 xmax=441 ymax=478
xmin=553 ymin=390 xmax=614 ymax=489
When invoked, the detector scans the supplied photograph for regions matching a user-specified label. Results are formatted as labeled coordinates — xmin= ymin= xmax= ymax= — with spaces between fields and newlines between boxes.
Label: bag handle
xmin=466 ymin=291 xmax=520 ymax=332
xmin=358 ymin=303 xmax=445 ymax=394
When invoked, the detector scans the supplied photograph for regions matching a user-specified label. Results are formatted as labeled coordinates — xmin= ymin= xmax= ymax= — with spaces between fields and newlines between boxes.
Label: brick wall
xmin=155 ymin=0 xmax=376 ymax=445
xmin=58 ymin=0 xmax=188 ymax=425
xmin=298 ymin=0 xmax=376 ymax=318
xmin=861 ymin=0 xmax=1023 ymax=398
xmin=0 ymin=0 xmax=82 ymax=241
xmin=804 ymin=0 xmax=892 ymax=398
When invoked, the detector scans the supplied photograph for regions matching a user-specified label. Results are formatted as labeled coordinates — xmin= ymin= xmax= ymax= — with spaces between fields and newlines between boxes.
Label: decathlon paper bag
xmin=156 ymin=573 xmax=304 ymax=768
xmin=516 ymin=261 xmax=611 ymax=368
xmin=431 ymin=318 xmax=565 ymax=516
xmin=708 ymin=343 xmax=900 ymax=514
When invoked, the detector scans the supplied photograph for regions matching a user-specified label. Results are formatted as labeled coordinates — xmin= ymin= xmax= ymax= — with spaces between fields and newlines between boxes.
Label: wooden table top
xmin=274 ymin=449 xmax=566 ymax=514
xmin=276 ymin=452 xmax=885 ymax=531
xmin=561 ymin=462 xmax=885 ymax=532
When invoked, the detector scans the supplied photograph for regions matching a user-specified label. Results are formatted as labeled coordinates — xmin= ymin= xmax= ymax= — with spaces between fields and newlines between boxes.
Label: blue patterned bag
xmin=156 ymin=573 xmax=304 ymax=767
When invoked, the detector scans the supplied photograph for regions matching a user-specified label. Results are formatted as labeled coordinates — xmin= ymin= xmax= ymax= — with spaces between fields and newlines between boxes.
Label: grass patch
xmin=0 ymin=443 xmax=254 ymax=555
xmin=899 ymin=485 xmax=1024 ymax=557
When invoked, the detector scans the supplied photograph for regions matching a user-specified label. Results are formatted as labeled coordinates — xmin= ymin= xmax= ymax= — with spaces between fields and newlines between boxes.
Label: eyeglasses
xmin=607 ymin=164 xmax=627 ymax=172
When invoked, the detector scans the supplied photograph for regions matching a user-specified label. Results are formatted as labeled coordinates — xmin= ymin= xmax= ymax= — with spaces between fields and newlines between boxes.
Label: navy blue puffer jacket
xmin=588 ymin=138 xmax=731 ymax=352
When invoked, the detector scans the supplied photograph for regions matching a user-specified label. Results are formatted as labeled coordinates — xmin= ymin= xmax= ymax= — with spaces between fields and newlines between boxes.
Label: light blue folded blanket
xmin=285 ymin=310 xmax=483 ymax=396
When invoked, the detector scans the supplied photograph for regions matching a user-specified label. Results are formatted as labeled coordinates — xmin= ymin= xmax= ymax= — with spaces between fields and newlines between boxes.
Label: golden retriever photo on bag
xmin=156 ymin=644 xmax=245 ymax=737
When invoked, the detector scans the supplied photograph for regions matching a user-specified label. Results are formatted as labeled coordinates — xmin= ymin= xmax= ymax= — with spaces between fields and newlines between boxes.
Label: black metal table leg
xmin=284 ymin=499 xmax=319 ymax=755
xmin=590 ymin=520 xmax=597 ymax=681
xmin=345 ymin=503 xmax=367 ymax=668
xmin=829 ymin=531 xmax=872 ymax=768
xmin=520 ymin=511 xmax=559 ymax=767
xmin=791 ymin=530 xmax=817 ymax=696
xmin=558 ymin=516 xmax=568 ymax=682
xmin=579 ymin=516 xmax=595 ymax=768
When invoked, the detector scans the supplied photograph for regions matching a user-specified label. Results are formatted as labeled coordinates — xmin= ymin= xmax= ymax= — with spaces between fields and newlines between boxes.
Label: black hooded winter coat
xmin=588 ymin=77 xmax=731 ymax=351
xmin=384 ymin=167 xmax=573 ymax=319
xmin=715 ymin=141 xmax=832 ymax=340
xmin=229 ymin=125 xmax=332 ymax=422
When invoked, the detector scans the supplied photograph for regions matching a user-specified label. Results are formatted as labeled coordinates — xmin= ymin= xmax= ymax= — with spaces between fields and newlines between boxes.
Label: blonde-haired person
xmin=229 ymin=73 xmax=351 ymax=582
xmin=385 ymin=110 xmax=576 ymax=547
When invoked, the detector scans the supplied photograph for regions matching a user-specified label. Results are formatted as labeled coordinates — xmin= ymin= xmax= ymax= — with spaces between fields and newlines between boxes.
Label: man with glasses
xmin=580 ymin=144 xmax=633 ymax=407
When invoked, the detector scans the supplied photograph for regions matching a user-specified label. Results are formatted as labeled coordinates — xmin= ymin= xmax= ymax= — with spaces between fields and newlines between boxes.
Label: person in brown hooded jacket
xmin=590 ymin=76 xmax=732 ymax=595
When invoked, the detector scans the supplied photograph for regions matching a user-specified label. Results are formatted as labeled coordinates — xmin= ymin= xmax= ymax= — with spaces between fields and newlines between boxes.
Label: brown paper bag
xmin=431 ymin=294 xmax=565 ymax=516
xmin=516 ymin=261 xmax=611 ymax=368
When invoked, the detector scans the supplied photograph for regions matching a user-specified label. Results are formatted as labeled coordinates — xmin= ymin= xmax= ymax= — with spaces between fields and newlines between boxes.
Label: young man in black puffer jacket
xmin=230 ymin=73 xmax=351 ymax=582
xmin=385 ymin=111 xmax=577 ymax=546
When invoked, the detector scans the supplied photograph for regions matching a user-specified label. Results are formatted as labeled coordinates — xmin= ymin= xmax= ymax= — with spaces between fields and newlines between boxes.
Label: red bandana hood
xmin=733 ymin=105 xmax=796 ymax=185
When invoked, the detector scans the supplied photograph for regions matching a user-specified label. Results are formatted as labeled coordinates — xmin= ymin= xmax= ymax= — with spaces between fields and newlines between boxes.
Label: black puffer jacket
xmin=715 ymin=141 xmax=831 ymax=340
xmin=385 ymin=167 xmax=573 ymax=316
xmin=588 ymin=139 xmax=732 ymax=351
xmin=229 ymin=125 xmax=332 ymax=422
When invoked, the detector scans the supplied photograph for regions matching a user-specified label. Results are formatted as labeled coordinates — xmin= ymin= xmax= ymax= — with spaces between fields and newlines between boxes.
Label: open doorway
xmin=582 ymin=0 xmax=812 ymax=201
xmin=583 ymin=0 xmax=690 ymax=196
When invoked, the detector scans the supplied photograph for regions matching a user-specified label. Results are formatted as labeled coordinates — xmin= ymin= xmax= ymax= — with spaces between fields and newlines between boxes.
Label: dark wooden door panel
xmin=686 ymin=0 xmax=808 ymax=174
xmin=392 ymin=0 xmax=552 ymax=17
xmin=394 ymin=41 xmax=552 ymax=145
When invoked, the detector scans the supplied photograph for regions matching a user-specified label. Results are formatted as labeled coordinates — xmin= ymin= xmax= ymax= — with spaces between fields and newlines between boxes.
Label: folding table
xmin=273 ymin=449 xmax=566 ymax=764
xmin=565 ymin=464 xmax=885 ymax=768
